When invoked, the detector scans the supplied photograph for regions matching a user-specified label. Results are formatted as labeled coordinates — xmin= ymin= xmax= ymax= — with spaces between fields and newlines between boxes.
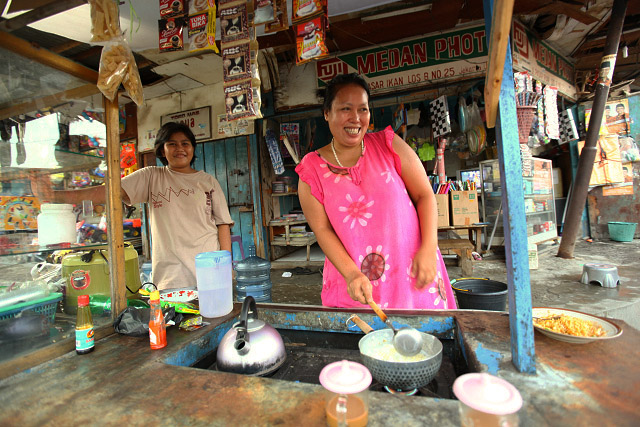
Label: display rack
xmin=480 ymin=157 xmax=557 ymax=247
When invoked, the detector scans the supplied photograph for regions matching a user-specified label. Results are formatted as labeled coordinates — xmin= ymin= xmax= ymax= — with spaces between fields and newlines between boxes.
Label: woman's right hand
xmin=345 ymin=271 xmax=373 ymax=305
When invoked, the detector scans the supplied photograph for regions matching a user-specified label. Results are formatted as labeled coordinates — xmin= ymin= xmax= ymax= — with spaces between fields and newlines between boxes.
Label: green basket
xmin=0 ymin=292 xmax=62 ymax=323
xmin=608 ymin=222 xmax=637 ymax=242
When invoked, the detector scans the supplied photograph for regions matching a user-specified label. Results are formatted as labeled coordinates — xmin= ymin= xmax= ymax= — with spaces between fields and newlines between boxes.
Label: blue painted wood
xmin=483 ymin=0 xmax=536 ymax=374
xmin=193 ymin=143 xmax=204 ymax=171
xmin=202 ymin=140 xmax=216 ymax=177
xmin=225 ymin=138 xmax=239 ymax=206
xmin=249 ymin=134 xmax=267 ymax=257
xmin=232 ymin=136 xmax=252 ymax=206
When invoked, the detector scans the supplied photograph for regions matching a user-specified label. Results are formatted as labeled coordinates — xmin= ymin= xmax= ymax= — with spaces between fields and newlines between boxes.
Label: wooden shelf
xmin=271 ymin=192 xmax=298 ymax=197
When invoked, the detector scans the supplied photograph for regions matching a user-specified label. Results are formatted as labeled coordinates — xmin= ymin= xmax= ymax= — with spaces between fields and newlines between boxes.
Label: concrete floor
xmin=269 ymin=238 xmax=640 ymax=330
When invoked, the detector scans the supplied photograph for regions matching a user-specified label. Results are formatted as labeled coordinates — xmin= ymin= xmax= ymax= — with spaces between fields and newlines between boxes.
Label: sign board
xmin=161 ymin=106 xmax=212 ymax=141
xmin=511 ymin=20 xmax=577 ymax=100
xmin=316 ymin=25 xmax=488 ymax=95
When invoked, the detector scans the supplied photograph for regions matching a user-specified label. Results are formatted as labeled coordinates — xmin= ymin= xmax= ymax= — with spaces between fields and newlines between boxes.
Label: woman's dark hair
xmin=154 ymin=122 xmax=197 ymax=166
xmin=316 ymin=73 xmax=371 ymax=113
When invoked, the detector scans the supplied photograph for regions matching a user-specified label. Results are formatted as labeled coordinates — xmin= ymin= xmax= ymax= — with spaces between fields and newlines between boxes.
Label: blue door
xmin=193 ymin=135 xmax=265 ymax=264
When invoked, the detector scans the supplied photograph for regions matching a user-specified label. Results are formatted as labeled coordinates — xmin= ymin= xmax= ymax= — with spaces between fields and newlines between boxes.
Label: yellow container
xmin=62 ymin=244 xmax=141 ymax=314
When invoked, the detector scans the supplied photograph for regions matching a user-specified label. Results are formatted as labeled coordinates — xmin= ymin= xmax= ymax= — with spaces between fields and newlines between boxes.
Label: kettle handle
xmin=234 ymin=296 xmax=257 ymax=355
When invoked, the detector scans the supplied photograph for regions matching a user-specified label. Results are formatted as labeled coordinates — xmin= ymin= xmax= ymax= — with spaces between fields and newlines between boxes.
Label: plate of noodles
xmin=532 ymin=307 xmax=623 ymax=344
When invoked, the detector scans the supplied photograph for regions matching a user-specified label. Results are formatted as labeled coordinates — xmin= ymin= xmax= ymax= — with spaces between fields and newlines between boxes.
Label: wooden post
xmin=104 ymin=95 xmax=127 ymax=318
xmin=484 ymin=0 xmax=536 ymax=373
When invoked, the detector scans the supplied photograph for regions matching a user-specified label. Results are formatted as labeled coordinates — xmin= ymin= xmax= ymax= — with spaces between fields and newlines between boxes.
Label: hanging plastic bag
xmin=113 ymin=305 xmax=180 ymax=337
xmin=466 ymin=100 xmax=486 ymax=156
xmin=89 ymin=0 xmax=123 ymax=43
xmin=97 ymin=40 xmax=130 ymax=101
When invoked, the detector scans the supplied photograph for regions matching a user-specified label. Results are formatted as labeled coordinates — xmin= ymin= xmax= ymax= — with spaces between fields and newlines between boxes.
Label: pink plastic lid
xmin=319 ymin=360 xmax=372 ymax=395
xmin=453 ymin=373 xmax=523 ymax=415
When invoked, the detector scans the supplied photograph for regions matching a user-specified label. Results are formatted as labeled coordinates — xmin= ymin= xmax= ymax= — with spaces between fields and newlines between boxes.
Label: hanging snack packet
xmin=89 ymin=0 xmax=122 ymax=42
xmin=160 ymin=0 xmax=187 ymax=18
xmin=188 ymin=6 xmax=219 ymax=53
xmin=252 ymin=85 xmax=263 ymax=119
xmin=220 ymin=3 xmax=250 ymax=45
xmin=122 ymin=56 xmax=144 ymax=106
xmin=295 ymin=16 xmax=328 ymax=65
xmin=189 ymin=0 xmax=212 ymax=13
xmin=222 ymin=43 xmax=251 ymax=82
xmin=159 ymin=16 xmax=186 ymax=52
xmin=253 ymin=0 xmax=276 ymax=25
xmin=224 ymin=81 xmax=258 ymax=121
xmin=97 ymin=40 xmax=131 ymax=101
xmin=292 ymin=0 xmax=325 ymax=24
xmin=265 ymin=0 xmax=288 ymax=33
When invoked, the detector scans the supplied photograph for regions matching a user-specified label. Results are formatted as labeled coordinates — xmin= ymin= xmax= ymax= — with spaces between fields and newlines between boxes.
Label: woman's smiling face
xmin=163 ymin=131 xmax=194 ymax=171
xmin=324 ymin=83 xmax=370 ymax=148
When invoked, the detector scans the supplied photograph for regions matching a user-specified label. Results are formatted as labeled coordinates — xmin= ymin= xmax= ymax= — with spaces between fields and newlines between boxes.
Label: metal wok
xmin=349 ymin=315 xmax=443 ymax=391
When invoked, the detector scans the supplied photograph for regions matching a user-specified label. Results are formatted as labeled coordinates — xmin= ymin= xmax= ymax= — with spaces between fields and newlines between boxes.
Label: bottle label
xmin=76 ymin=326 xmax=95 ymax=351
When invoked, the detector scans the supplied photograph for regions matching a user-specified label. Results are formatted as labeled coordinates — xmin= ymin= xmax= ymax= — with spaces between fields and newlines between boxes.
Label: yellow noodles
xmin=534 ymin=314 xmax=606 ymax=337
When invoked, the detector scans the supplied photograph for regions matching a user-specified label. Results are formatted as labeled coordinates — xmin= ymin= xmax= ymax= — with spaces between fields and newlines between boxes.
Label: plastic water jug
xmin=195 ymin=251 xmax=233 ymax=318
xmin=234 ymin=245 xmax=272 ymax=302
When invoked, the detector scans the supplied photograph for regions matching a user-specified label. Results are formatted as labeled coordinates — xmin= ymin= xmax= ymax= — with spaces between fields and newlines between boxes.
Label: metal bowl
xmin=358 ymin=329 xmax=443 ymax=390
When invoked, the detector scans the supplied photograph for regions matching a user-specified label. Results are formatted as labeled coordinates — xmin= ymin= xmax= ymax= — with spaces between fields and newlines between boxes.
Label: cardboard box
xmin=435 ymin=194 xmax=450 ymax=227
xmin=450 ymin=190 xmax=479 ymax=226
xmin=552 ymin=167 xmax=563 ymax=197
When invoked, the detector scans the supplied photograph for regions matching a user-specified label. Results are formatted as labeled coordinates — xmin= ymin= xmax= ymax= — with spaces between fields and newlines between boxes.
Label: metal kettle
xmin=216 ymin=296 xmax=286 ymax=376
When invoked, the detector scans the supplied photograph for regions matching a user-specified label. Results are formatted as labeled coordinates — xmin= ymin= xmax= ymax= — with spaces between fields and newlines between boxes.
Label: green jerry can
xmin=62 ymin=243 xmax=141 ymax=314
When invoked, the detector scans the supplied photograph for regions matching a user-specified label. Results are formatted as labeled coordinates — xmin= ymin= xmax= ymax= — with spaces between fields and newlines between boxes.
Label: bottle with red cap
xmin=75 ymin=294 xmax=95 ymax=354
xmin=148 ymin=290 xmax=167 ymax=349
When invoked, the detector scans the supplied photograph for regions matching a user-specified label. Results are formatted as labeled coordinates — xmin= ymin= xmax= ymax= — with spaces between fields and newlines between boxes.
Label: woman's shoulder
xmin=364 ymin=126 xmax=395 ymax=151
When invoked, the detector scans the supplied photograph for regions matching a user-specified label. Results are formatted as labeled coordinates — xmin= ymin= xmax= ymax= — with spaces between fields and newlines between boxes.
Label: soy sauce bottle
xmin=75 ymin=295 xmax=95 ymax=354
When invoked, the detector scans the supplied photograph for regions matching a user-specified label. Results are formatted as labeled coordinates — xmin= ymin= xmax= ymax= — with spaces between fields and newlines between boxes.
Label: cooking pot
xmin=216 ymin=296 xmax=286 ymax=376
xmin=349 ymin=315 xmax=443 ymax=391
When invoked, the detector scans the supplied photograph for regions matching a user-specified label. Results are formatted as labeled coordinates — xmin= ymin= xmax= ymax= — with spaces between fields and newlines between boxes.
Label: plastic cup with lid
xmin=319 ymin=360 xmax=371 ymax=427
xmin=453 ymin=372 xmax=523 ymax=426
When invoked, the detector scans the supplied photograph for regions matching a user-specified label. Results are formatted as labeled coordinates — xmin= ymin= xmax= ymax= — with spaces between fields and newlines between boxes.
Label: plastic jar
xmin=319 ymin=360 xmax=371 ymax=427
xmin=195 ymin=250 xmax=233 ymax=318
xmin=37 ymin=204 xmax=77 ymax=246
xmin=234 ymin=245 xmax=272 ymax=302
xmin=453 ymin=373 xmax=523 ymax=427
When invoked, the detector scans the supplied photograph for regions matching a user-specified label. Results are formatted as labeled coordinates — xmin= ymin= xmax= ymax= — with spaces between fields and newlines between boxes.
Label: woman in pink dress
xmin=296 ymin=73 xmax=456 ymax=309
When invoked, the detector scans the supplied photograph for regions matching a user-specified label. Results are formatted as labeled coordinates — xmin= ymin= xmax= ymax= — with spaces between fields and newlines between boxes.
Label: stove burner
xmin=383 ymin=386 xmax=418 ymax=396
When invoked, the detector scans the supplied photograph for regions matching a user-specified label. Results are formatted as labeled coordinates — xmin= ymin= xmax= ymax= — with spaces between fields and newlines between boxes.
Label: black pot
xmin=451 ymin=278 xmax=508 ymax=311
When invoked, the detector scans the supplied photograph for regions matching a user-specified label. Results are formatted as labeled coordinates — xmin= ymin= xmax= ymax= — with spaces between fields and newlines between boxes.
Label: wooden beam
xmin=483 ymin=0 xmax=515 ymax=128
xmin=0 ymin=83 xmax=100 ymax=121
xmin=50 ymin=40 xmax=82 ymax=54
xmin=0 ymin=0 xmax=87 ymax=32
xmin=103 ymin=95 xmax=128 ymax=319
xmin=0 ymin=29 xmax=98 ymax=83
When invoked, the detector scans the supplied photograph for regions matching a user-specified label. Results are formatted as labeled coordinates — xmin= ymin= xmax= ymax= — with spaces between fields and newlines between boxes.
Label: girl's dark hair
xmin=316 ymin=73 xmax=371 ymax=113
xmin=154 ymin=122 xmax=197 ymax=166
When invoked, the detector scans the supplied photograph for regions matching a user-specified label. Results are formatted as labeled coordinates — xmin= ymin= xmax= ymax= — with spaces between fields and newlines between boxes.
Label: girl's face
xmin=324 ymin=83 xmax=370 ymax=148
xmin=163 ymin=132 xmax=194 ymax=170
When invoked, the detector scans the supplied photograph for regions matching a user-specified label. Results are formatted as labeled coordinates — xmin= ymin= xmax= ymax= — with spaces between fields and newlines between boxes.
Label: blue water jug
xmin=234 ymin=245 xmax=272 ymax=302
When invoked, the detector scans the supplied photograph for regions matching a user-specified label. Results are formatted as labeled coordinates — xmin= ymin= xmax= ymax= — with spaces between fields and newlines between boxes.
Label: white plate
xmin=160 ymin=288 xmax=198 ymax=303
xmin=532 ymin=307 xmax=623 ymax=344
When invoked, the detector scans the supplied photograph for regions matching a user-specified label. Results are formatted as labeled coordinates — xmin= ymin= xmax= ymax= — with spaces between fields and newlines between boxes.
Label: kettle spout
xmin=234 ymin=330 xmax=251 ymax=355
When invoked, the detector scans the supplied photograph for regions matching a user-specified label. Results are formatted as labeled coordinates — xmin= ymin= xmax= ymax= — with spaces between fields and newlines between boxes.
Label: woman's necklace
xmin=331 ymin=138 xmax=364 ymax=168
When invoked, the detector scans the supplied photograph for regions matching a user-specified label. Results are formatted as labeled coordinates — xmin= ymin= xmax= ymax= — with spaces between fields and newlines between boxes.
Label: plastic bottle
xmin=148 ymin=290 xmax=167 ymax=350
xmin=75 ymin=294 xmax=95 ymax=355
xmin=195 ymin=251 xmax=233 ymax=318
xmin=234 ymin=245 xmax=272 ymax=302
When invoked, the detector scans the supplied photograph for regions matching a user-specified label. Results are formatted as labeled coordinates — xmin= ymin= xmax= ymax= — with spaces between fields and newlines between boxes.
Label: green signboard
xmin=316 ymin=25 xmax=488 ymax=94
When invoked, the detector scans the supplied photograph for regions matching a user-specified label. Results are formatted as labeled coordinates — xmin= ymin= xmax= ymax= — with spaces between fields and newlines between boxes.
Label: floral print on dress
xmin=359 ymin=245 xmax=390 ymax=284
xmin=320 ymin=163 xmax=352 ymax=183
xmin=427 ymin=272 xmax=448 ymax=308
xmin=338 ymin=194 xmax=374 ymax=229
xmin=381 ymin=169 xmax=395 ymax=183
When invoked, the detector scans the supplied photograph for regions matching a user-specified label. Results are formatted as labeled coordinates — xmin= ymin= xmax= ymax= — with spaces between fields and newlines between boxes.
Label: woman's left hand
xmin=411 ymin=246 xmax=438 ymax=290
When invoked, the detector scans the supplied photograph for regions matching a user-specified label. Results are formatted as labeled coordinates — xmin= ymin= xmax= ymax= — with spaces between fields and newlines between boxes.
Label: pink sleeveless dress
xmin=296 ymin=126 xmax=457 ymax=309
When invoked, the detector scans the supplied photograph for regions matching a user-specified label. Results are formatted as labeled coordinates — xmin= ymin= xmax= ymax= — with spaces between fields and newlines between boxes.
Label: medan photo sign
xmin=161 ymin=106 xmax=212 ymax=141
xmin=316 ymin=25 xmax=488 ymax=94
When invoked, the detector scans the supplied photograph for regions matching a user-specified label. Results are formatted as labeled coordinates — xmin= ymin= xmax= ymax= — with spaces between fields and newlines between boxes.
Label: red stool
xmin=231 ymin=235 xmax=245 ymax=268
